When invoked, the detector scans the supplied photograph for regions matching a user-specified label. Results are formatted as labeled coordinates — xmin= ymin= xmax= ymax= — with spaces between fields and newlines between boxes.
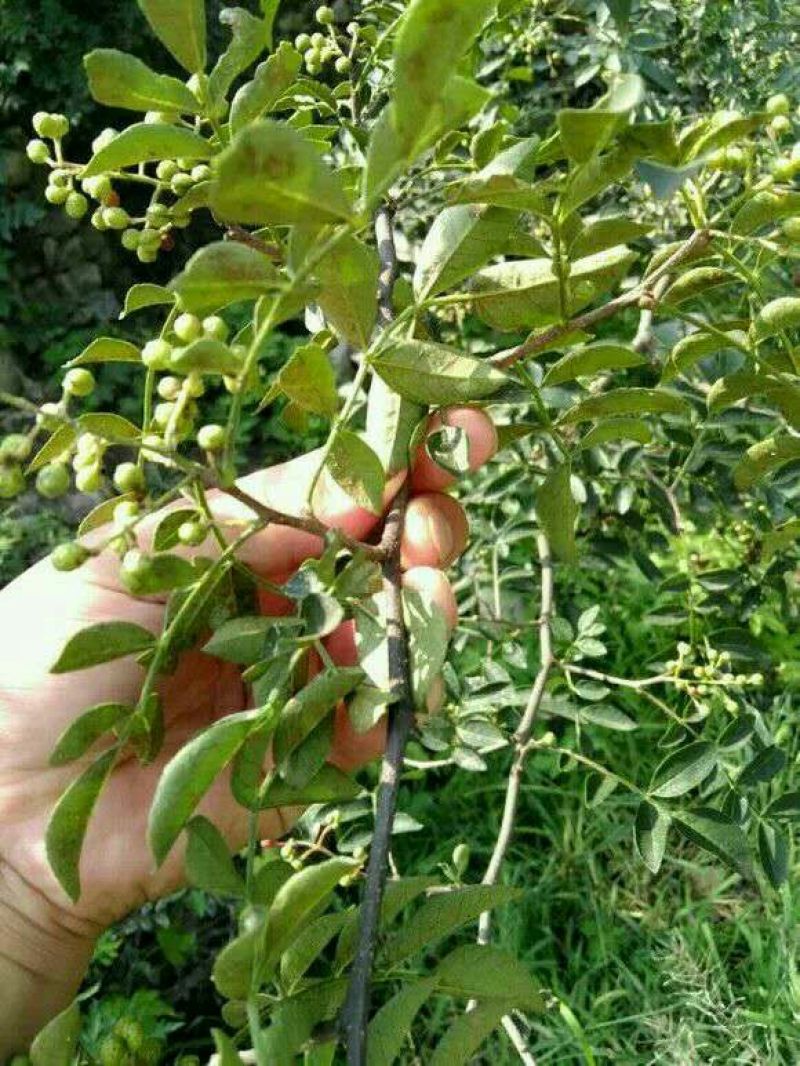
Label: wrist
xmin=0 ymin=863 xmax=96 ymax=1056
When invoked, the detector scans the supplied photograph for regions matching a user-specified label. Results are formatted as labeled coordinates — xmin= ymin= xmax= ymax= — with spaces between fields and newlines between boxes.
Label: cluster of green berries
xmin=294 ymin=8 xmax=363 ymax=77
xmin=27 ymin=112 xmax=94 ymax=221
xmin=707 ymin=145 xmax=749 ymax=172
xmin=771 ymin=142 xmax=800 ymax=183
xmin=97 ymin=1016 xmax=162 ymax=1066
xmin=0 ymin=433 xmax=32 ymax=500
xmin=665 ymin=642 xmax=763 ymax=714
xmin=766 ymin=93 xmax=794 ymax=139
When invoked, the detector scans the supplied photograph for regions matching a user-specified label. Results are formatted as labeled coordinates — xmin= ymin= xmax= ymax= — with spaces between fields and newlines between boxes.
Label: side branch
xmin=341 ymin=486 xmax=414 ymax=1063
xmin=220 ymin=483 xmax=385 ymax=560
xmin=479 ymin=531 xmax=554 ymax=939
xmin=492 ymin=229 xmax=710 ymax=370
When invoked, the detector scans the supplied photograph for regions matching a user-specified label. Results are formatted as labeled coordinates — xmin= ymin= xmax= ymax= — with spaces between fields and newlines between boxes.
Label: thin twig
xmin=341 ymin=209 xmax=413 ymax=1065
xmin=502 ymin=1014 xmax=538 ymax=1066
xmin=341 ymin=486 xmax=414 ymax=1064
xmin=470 ymin=533 xmax=553 ymax=1065
xmin=224 ymin=224 xmax=282 ymax=261
xmin=221 ymin=482 xmax=385 ymax=560
xmin=491 ymin=229 xmax=711 ymax=370
xmin=560 ymin=662 xmax=669 ymax=689
xmin=478 ymin=532 xmax=554 ymax=942
xmin=632 ymin=275 xmax=671 ymax=355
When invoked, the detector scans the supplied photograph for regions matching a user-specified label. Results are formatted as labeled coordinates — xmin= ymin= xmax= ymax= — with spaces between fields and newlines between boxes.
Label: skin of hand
xmin=0 ymin=406 xmax=496 ymax=1053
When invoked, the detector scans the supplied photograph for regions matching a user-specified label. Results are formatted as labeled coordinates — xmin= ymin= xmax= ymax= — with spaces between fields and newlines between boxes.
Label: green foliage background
xmin=4 ymin=1 xmax=800 ymax=1062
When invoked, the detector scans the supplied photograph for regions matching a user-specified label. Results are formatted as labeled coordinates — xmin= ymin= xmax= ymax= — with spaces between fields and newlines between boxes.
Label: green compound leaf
xmin=327 ymin=431 xmax=385 ymax=515
xmin=30 ymin=1000 xmax=82 ymax=1066
xmin=82 ymin=123 xmax=212 ymax=178
xmin=210 ymin=121 xmax=353 ymax=226
xmin=51 ymin=621 xmax=156 ymax=674
xmin=148 ymin=710 xmax=260 ymax=864
xmin=536 ymin=463 xmax=578 ymax=563
xmin=650 ymin=740 xmax=717 ymax=799
xmin=185 ymin=815 xmax=246 ymax=897
xmin=559 ymin=387 xmax=691 ymax=425
xmin=46 ymin=749 xmax=116 ymax=901
xmin=137 ymin=0 xmax=206 ymax=73
xmin=543 ymin=341 xmax=646 ymax=386
xmin=84 ymin=49 xmax=200 ymax=113
xmin=169 ymin=241 xmax=280 ymax=315
xmin=50 ymin=703 xmax=131 ymax=767
xmin=372 ymin=341 xmax=509 ymax=405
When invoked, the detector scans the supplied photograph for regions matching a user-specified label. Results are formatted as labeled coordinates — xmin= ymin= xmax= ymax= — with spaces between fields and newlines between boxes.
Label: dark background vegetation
xmin=3 ymin=1 xmax=800 ymax=1062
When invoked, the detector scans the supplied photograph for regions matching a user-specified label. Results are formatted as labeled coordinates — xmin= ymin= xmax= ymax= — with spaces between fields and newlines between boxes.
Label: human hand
xmin=0 ymin=406 xmax=496 ymax=1052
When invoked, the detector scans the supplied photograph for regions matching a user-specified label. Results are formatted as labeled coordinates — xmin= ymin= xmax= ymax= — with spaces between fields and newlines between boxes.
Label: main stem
xmin=341 ymin=208 xmax=414 ymax=1064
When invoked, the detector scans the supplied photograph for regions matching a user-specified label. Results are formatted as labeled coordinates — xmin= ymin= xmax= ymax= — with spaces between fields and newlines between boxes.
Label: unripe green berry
xmin=121 ymin=228 xmax=141 ymax=251
xmin=26 ymin=138 xmax=49 ymax=164
xmin=178 ymin=519 xmax=206 ymax=546
xmin=32 ymin=111 xmax=49 ymax=136
xmin=65 ymin=191 xmax=89 ymax=219
xmin=50 ymin=169 xmax=72 ymax=187
xmin=45 ymin=184 xmax=70 ymax=205
xmin=783 ymin=216 xmax=800 ymax=241
xmin=113 ymin=500 xmax=140 ymax=528
xmin=154 ymin=401 xmax=176 ymax=428
xmin=157 ymin=375 xmax=183 ymax=401
xmin=311 ymin=32 xmax=325 ymax=46
xmin=91 ymin=206 xmax=108 ymax=231
xmin=202 ymin=315 xmax=228 ymax=341
xmin=156 ymin=158 xmax=180 ymax=181
xmin=142 ymin=340 xmax=172 ymax=373
xmin=92 ymin=127 xmax=118 ymax=153
xmin=75 ymin=466 xmax=102 ymax=493
xmin=113 ymin=461 xmax=145 ymax=494
xmin=139 ymin=229 xmax=163 ymax=251
xmin=37 ymin=402 xmax=63 ymax=431
xmin=0 ymin=434 xmax=32 ymax=462
xmin=770 ymin=114 xmax=792 ymax=138
xmin=63 ymin=367 xmax=95 ymax=397
xmin=146 ymin=202 xmax=169 ymax=225
xmin=452 ymin=843 xmax=470 ymax=876
xmin=33 ymin=111 xmax=68 ymax=138
xmin=316 ymin=5 xmax=334 ymax=24
xmin=190 ymin=163 xmax=212 ymax=182
xmin=98 ymin=1033 xmax=133 ymax=1066
xmin=197 ymin=423 xmax=226 ymax=451
xmin=347 ymin=21 xmax=359 ymax=35
xmin=0 ymin=465 xmax=25 ymax=499
xmin=772 ymin=156 xmax=795 ymax=181
xmin=305 ymin=54 xmax=322 ymax=75
xmin=767 ymin=92 xmax=791 ymax=117
xmin=35 ymin=463 xmax=70 ymax=499
xmin=83 ymin=174 xmax=114 ymax=202
xmin=185 ymin=373 xmax=205 ymax=398
xmin=171 ymin=172 xmax=195 ymax=196
xmin=174 ymin=312 xmax=202 ymax=343
xmin=295 ymin=33 xmax=312 ymax=49
xmin=137 ymin=245 xmax=159 ymax=263
xmin=335 ymin=55 xmax=352 ymax=74
xmin=103 ymin=206 xmax=130 ymax=230
xmin=52 ymin=541 xmax=89 ymax=572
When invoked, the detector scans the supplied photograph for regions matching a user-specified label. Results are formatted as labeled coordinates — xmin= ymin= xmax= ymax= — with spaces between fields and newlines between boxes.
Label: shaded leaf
xmin=169 ymin=241 xmax=280 ymax=314
xmin=429 ymin=1001 xmax=507 ymax=1066
xmin=758 ymin=822 xmax=789 ymax=888
xmin=210 ymin=121 xmax=352 ymax=226
xmin=185 ymin=815 xmax=246 ymax=897
xmin=148 ymin=710 xmax=259 ymax=864
xmin=536 ymin=464 xmax=578 ymax=563
xmin=84 ymin=49 xmax=199 ymax=113
xmin=372 ymin=341 xmax=509 ymax=405
xmin=52 ymin=621 xmax=155 ymax=674
xmin=50 ymin=703 xmax=130 ymax=767
xmin=259 ymin=765 xmax=361 ymax=809
xmin=558 ymin=74 xmax=644 ymax=162
xmin=560 ymin=387 xmax=690 ymax=425
xmin=30 ymin=1001 xmax=81 ymax=1066
xmin=674 ymin=808 xmax=752 ymax=876
xmin=738 ymin=745 xmax=786 ymax=786
xmin=367 ymin=979 xmax=438 ymax=1066
xmin=273 ymin=667 xmax=364 ymax=772
xmin=327 ymin=431 xmax=385 ymax=514
xmin=138 ymin=0 xmax=206 ymax=72
xmin=650 ymin=741 xmax=716 ymax=799
xmin=46 ymin=749 xmax=116 ymax=901
xmin=634 ymin=800 xmax=670 ymax=873
xmin=435 ymin=944 xmax=543 ymax=1009
xmin=82 ymin=123 xmax=212 ymax=178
